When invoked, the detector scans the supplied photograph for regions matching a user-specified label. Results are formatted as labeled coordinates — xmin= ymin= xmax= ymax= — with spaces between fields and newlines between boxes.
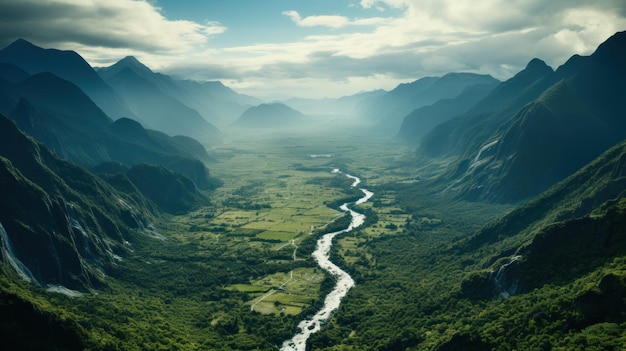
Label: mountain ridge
xmin=98 ymin=55 xmax=258 ymax=129
xmin=355 ymin=72 xmax=500 ymax=134
xmin=0 ymin=114 xmax=153 ymax=292
xmin=234 ymin=102 xmax=305 ymax=128
xmin=424 ymin=31 xmax=626 ymax=203
xmin=0 ymin=68 xmax=218 ymax=189
xmin=0 ymin=39 xmax=135 ymax=120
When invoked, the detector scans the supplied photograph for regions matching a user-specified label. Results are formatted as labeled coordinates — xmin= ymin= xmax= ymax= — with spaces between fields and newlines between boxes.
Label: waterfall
xmin=0 ymin=221 xmax=38 ymax=284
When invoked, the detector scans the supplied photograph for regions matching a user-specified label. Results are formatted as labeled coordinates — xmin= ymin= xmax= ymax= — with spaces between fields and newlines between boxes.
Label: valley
xmin=2 ymin=27 xmax=626 ymax=351
xmin=0 ymin=130 xmax=512 ymax=350
xmin=4 ymin=121 xmax=626 ymax=351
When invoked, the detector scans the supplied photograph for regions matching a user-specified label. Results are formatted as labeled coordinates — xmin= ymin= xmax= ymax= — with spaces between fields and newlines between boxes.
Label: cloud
xmin=170 ymin=0 xmax=626 ymax=98
xmin=283 ymin=10 xmax=349 ymax=28
xmin=282 ymin=10 xmax=389 ymax=28
xmin=1 ymin=0 xmax=624 ymax=99
xmin=0 ymin=0 xmax=226 ymax=60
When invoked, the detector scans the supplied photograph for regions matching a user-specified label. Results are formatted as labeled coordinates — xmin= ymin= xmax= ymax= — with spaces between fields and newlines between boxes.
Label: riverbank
xmin=281 ymin=170 xmax=373 ymax=351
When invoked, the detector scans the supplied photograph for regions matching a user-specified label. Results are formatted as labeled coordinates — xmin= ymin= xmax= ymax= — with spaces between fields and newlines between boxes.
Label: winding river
xmin=280 ymin=169 xmax=374 ymax=351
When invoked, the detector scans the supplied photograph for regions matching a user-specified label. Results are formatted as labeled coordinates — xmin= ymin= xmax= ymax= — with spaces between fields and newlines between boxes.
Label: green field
xmin=5 ymin=129 xmax=620 ymax=351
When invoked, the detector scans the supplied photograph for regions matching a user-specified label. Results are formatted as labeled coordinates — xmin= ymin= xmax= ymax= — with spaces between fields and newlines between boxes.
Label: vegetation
xmin=2 ymin=128 xmax=626 ymax=350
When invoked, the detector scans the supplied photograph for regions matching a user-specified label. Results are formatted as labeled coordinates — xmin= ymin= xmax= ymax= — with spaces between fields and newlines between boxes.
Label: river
xmin=280 ymin=169 xmax=374 ymax=351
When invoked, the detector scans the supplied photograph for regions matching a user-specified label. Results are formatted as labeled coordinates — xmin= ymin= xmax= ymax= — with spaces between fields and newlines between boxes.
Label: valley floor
xmin=3 ymin=128 xmax=625 ymax=350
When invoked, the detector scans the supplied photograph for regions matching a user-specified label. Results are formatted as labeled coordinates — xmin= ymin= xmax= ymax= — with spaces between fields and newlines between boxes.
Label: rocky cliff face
xmin=0 ymin=114 xmax=151 ymax=292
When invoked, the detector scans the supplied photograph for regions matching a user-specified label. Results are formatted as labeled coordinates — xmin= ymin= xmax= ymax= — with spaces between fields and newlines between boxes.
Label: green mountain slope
xmin=0 ymin=68 xmax=217 ymax=190
xmin=421 ymin=31 xmax=626 ymax=203
xmin=356 ymin=73 xmax=499 ymax=134
xmin=397 ymin=82 xmax=498 ymax=142
xmin=309 ymin=137 xmax=626 ymax=351
xmin=420 ymin=58 xmax=558 ymax=158
xmin=0 ymin=114 xmax=152 ymax=291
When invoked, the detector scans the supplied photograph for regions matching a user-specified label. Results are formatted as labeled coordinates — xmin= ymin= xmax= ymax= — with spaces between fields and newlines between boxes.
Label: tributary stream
xmin=280 ymin=169 xmax=374 ymax=351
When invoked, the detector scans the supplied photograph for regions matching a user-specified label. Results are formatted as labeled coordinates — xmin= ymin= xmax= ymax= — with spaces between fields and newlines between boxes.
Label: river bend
xmin=280 ymin=169 xmax=373 ymax=351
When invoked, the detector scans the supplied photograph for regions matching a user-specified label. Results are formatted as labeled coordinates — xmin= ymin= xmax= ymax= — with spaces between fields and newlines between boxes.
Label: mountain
xmin=458 ymin=137 xmax=626 ymax=303
xmin=419 ymin=58 xmax=559 ymax=157
xmin=397 ymin=82 xmax=498 ymax=142
xmin=125 ymin=163 xmax=208 ymax=214
xmin=98 ymin=60 xmax=220 ymax=141
xmin=234 ymin=103 xmax=305 ymax=128
xmin=0 ymin=66 xmax=217 ymax=189
xmin=0 ymin=62 xmax=29 ymax=83
xmin=98 ymin=55 xmax=257 ymax=130
xmin=93 ymin=161 xmax=210 ymax=214
xmin=168 ymin=79 xmax=260 ymax=127
xmin=0 ymin=114 xmax=153 ymax=292
xmin=423 ymin=31 xmax=626 ymax=203
xmin=0 ymin=39 xmax=134 ymax=120
xmin=281 ymin=90 xmax=387 ymax=118
xmin=354 ymin=73 xmax=499 ymax=134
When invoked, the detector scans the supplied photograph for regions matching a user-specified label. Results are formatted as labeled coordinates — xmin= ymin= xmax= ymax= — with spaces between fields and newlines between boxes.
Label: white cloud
xmin=0 ymin=0 xmax=226 ymax=59
xmin=208 ymin=1 xmax=624 ymax=97
xmin=282 ymin=10 xmax=388 ymax=29
xmin=283 ymin=10 xmax=349 ymax=28
xmin=1 ymin=0 xmax=625 ymax=98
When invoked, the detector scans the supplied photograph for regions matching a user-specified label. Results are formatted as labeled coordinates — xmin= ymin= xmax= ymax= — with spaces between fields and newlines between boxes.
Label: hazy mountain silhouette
xmin=0 ymin=39 xmax=135 ymax=120
xmin=0 ymin=68 xmax=217 ymax=189
xmin=355 ymin=73 xmax=499 ymax=134
xmin=234 ymin=103 xmax=305 ymax=128
xmin=420 ymin=58 xmax=559 ymax=157
xmin=423 ymin=31 xmax=626 ymax=203
xmin=98 ymin=59 xmax=220 ymax=141
xmin=397 ymin=82 xmax=498 ymax=142
xmin=0 ymin=62 xmax=29 ymax=83
xmin=98 ymin=55 xmax=257 ymax=130
xmin=167 ymin=79 xmax=260 ymax=127
xmin=282 ymin=90 xmax=386 ymax=118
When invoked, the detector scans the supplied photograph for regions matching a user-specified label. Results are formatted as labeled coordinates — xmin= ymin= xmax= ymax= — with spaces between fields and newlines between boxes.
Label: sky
xmin=0 ymin=0 xmax=625 ymax=99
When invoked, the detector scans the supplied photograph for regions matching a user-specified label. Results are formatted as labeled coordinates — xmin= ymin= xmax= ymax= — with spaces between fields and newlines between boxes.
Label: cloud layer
xmin=1 ymin=0 xmax=625 ymax=98
xmin=0 ymin=0 xmax=225 ymax=65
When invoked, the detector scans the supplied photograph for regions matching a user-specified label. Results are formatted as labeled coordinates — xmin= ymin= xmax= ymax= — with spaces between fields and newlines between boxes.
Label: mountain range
xmin=355 ymin=72 xmax=500 ymax=134
xmin=412 ymin=31 xmax=626 ymax=203
xmin=397 ymin=82 xmax=498 ymax=142
xmin=0 ymin=39 xmax=259 ymax=142
xmin=96 ymin=55 xmax=261 ymax=134
xmin=1 ymin=30 xmax=626 ymax=351
xmin=0 ymin=39 xmax=225 ymax=193
xmin=0 ymin=39 xmax=135 ymax=121
xmin=97 ymin=56 xmax=220 ymax=141
xmin=280 ymin=90 xmax=386 ymax=119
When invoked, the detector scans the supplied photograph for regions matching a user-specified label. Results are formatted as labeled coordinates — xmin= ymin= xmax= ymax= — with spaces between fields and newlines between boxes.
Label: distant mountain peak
xmin=590 ymin=30 xmax=626 ymax=62
xmin=525 ymin=58 xmax=549 ymax=70
xmin=121 ymin=55 xmax=140 ymax=63
xmin=234 ymin=102 xmax=304 ymax=128
xmin=8 ymin=38 xmax=34 ymax=47
xmin=110 ymin=55 xmax=153 ymax=75
xmin=0 ymin=39 xmax=45 ymax=60
xmin=4 ymin=38 xmax=40 ymax=51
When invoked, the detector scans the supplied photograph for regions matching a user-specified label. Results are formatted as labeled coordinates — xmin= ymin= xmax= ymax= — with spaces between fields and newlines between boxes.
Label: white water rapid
xmin=280 ymin=169 xmax=373 ymax=351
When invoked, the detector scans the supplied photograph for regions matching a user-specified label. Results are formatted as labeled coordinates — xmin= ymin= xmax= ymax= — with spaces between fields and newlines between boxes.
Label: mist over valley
xmin=1 ymin=2 xmax=626 ymax=349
